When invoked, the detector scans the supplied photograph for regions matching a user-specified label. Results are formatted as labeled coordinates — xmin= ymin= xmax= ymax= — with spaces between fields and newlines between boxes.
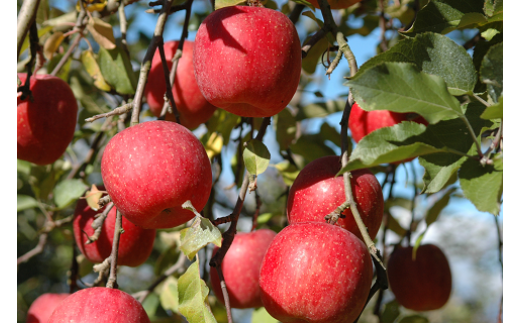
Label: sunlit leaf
xmin=252 ymin=307 xmax=279 ymax=323
xmin=54 ymin=179 xmax=88 ymax=209
xmin=87 ymin=17 xmax=116 ymax=49
xmin=215 ymin=0 xmax=246 ymax=10
xmin=17 ymin=195 xmax=39 ymax=212
xmin=243 ymin=139 xmax=271 ymax=176
xmin=98 ymin=46 xmax=137 ymax=95
xmin=160 ymin=276 xmax=179 ymax=313
xmin=480 ymin=96 xmax=502 ymax=120
xmin=178 ymin=260 xmax=217 ymax=323
xmin=43 ymin=32 xmax=65 ymax=60
xmin=180 ymin=201 xmax=222 ymax=260
xmin=81 ymin=50 xmax=112 ymax=92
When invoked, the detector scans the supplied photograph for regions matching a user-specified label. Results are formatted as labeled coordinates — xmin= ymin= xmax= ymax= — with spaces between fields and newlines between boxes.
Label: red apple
xmin=26 ymin=293 xmax=70 ymax=323
xmin=387 ymin=244 xmax=452 ymax=311
xmin=144 ymin=40 xmax=217 ymax=129
xmin=259 ymin=222 xmax=373 ymax=323
xmin=194 ymin=6 xmax=301 ymax=118
xmin=73 ymin=186 xmax=156 ymax=267
xmin=287 ymin=155 xmax=384 ymax=241
xmin=17 ymin=73 xmax=78 ymax=165
xmin=307 ymin=0 xmax=362 ymax=10
xmin=48 ymin=287 xmax=150 ymax=323
xmin=101 ymin=121 xmax=212 ymax=229
xmin=210 ymin=229 xmax=276 ymax=309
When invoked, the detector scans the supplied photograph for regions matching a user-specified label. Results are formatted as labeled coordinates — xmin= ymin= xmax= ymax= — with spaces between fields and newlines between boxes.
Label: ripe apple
xmin=73 ymin=186 xmax=156 ymax=267
xmin=48 ymin=287 xmax=150 ymax=323
xmin=259 ymin=222 xmax=373 ymax=323
xmin=101 ymin=121 xmax=212 ymax=229
xmin=17 ymin=73 xmax=78 ymax=165
xmin=193 ymin=6 xmax=301 ymax=118
xmin=287 ymin=155 xmax=384 ymax=241
xmin=26 ymin=293 xmax=70 ymax=323
xmin=144 ymin=40 xmax=217 ymax=129
xmin=210 ymin=229 xmax=276 ymax=309
xmin=307 ymin=0 xmax=362 ymax=10
xmin=387 ymin=244 xmax=452 ymax=311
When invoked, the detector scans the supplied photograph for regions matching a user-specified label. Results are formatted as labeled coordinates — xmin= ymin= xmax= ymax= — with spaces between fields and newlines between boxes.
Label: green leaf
xmin=178 ymin=260 xmax=217 ymax=323
xmin=302 ymin=37 xmax=328 ymax=74
xmin=46 ymin=53 xmax=72 ymax=82
xmin=380 ymin=299 xmax=400 ymax=323
xmin=180 ymin=202 xmax=222 ymax=260
xmin=459 ymin=157 xmax=502 ymax=214
xmin=98 ymin=46 xmax=137 ymax=95
xmin=205 ymin=110 xmax=240 ymax=145
xmin=257 ymin=213 xmax=275 ymax=225
xmin=404 ymin=0 xmax=486 ymax=36
xmin=292 ymin=0 xmax=315 ymax=9
xmin=480 ymin=42 xmax=503 ymax=103
xmin=53 ymin=179 xmax=87 ymax=209
xmin=252 ymin=307 xmax=279 ymax=323
xmin=348 ymin=62 xmax=462 ymax=124
xmin=296 ymin=99 xmax=345 ymax=120
xmin=215 ymin=0 xmax=246 ymax=10
xmin=274 ymin=109 xmax=297 ymax=151
xmin=319 ymin=122 xmax=341 ymax=148
xmin=160 ymin=276 xmax=179 ymax=313
xmin=387 ymin=211 xmax=407 ymax=237
xmin=357 ymin=32 xmax=477 ymax=96
xmin=17 ymin=195 xmax=39 ymax=212
xmin=243 ymin=139 xmax=271 ymax=176
xmin=399 ymin=314 xmax=429 ymax=323
xmin=291 ymin=134 xmax=336 ymax=163
xmin=425 ymin=187 xmax=456 ymax=226
xmin=480 ymin=96 xmax=502 ymax=119
xmin=17 ymin=160 xmax=32 ymax=175
xmin=142 ymin=292 xmax=160 ymax=318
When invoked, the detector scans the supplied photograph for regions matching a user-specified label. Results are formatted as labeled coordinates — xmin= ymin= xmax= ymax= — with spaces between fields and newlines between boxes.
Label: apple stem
xmin=106 ymin=210 xmax=124 ymax=289
xmin=324 ymin=200 xmax=349 ymax=224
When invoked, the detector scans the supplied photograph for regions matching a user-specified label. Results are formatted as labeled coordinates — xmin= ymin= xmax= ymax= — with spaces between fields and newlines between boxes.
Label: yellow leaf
xmin=85 ymin=184 xmax=103 ymax=211
xmin=81 ymin=49 xmax=112 ymax=91
xmin=205 ymin=132 xmax=223 ymax=160
xmin=76 ymin=0 xmax=107 ymax=12
xmin=43 ymin=32 xmax=65 ymax=60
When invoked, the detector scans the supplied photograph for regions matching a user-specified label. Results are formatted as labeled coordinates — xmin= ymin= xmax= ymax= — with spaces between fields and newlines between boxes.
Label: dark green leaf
xmin=274 ymin=109 xmax=297 ymax=151
xmin=380 ymin=299 xmax=400 ymax=323
xmin=399 ymin=314 xmax=429 ymax=323
xmin=302 ymin=37 xmax=328 ymax=75
xmin=425 ymin=187 xmax=456 ymax=226
xmin=404 ymin=0 xmax=486 ymax=36
xmin=480 ymin=42 xmax=503 ymax=103
xmin=291 ymin=134 xmax=336 ymax=163
xmin=459 ymin=157 xmax=502 ymax=214
xmin=357 ymin=32 xmax=477 ymax=95
xmin=98 ymin=46 xmax=137 ymax=95
xmin=296 ymin=99 xmax=345 ymax=120
xmin=348 ymin=62 xmax=462 ymax=124
xmin=480 ymin=96 xmax=502 ymax=119
xmin=205 ymin=110 xmax=240 ymax=145
xmin=319 ymin=122 xmax=341 ymax=148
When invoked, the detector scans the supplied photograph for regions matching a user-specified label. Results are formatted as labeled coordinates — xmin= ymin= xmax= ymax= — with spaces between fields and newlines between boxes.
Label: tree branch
xmin=106 ymin=210 xmax=124 ymax=289
xmin=17 ymin=0 xmax=41 ymax=59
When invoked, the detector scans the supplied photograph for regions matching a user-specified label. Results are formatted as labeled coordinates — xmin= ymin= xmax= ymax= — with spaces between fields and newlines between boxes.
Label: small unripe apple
xmin=259 ymin=222 xmax=373 ymax=323
xmin=194 ymin=6 xmax=301 ymax=118
xmin=17 ymin=73 xmax=78 ymax=165
xmin=48 ymin=287 xmax=150 ymax=323
xmin=287 ymin=155 xmax=384 ymax=240
xmin=144 ymin=40 xmax=217 ymax=129
xmin=387 ymin=244 xmax=452 ymax=311
xmin=210 ymin=229 xmax=276 ymax=309
xmin=307 ymin=0 xmax=362 ymax=10
xmin=101 ymin=121 xmax=212 ymax=229
xmin=26 ymin=293 xmax=69 ymax=323
xmin=73 ymin=186 xmax=156 ymax=267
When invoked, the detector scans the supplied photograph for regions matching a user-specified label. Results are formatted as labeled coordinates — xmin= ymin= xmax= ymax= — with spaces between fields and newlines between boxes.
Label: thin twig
xmin=494 ymin=215 xmax=503 ymax=273
xmin=302 ymin=29 xmax=327 ymax=59
xmin=157 ymin=39 xmax=180 ymax=123
xmin=17 ymin=233 xmax=47 ymax=266
xmin=106 ymin=210 xmax=124 ymax=289
xmin=86 ymin=103 xmax=133 ymax=123
xmin=251 ymin=190 xmax=261 ymax=232
xmin=118 ymin=4 xmax=129 ymax=55
xmin=85 ymin=202 xmax=114 ymax=244
xmin=17 ymin=0 xmax=42 ymax=59
xmin=378 ymin=0 xmax=388 ymax=52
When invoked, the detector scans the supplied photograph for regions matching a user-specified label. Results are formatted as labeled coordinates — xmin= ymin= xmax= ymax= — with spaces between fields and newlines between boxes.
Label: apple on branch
xmin=210 ymin=229 xmax=276 ymax=309
xmin=101 ymin=121 xmax=212 ymax=229
xmin=144 ymin=40 xmax=216 ymax=130
xmin=73 ymin=186 xmax=156 ymax=267
xmin=194 ymin=6 xmax=301 ymax=118
xmin=48 ymin=287 xmax=150 ymax=323
xmin=259 ymin=222 xmax=373 ymax=323
xmin=287 ymin=155 xmax=384 ymax=240
xmin=387 ymin=244 xmax=452 ymax=311
xmin=26 ymin=293 xmax=70 ymax=323
xmin=17 ymin=73 xmax=78 ymax=165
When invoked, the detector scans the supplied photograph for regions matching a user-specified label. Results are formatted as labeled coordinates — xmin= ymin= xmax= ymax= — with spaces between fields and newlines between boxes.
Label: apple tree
xmin=17 ymin=0 xmax=503 ymax=322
